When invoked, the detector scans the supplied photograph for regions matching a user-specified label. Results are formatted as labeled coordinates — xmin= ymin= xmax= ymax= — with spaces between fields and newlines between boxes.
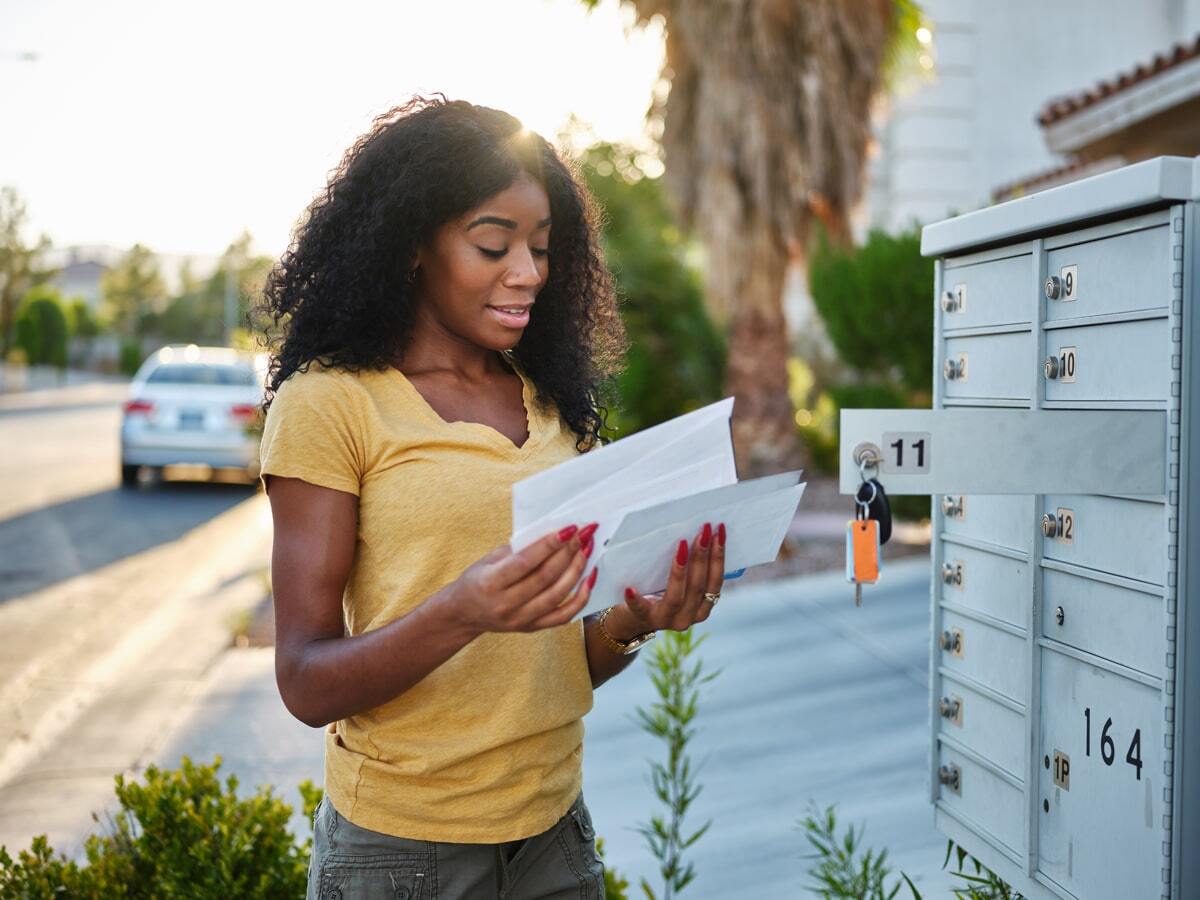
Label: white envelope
xmin=509 ymin=451 xmax=733 ymax=553
xmin=584 ymin=473 xmax=806 ymax=616
xmin=546 ymin=412 xmax=737 ymax=514
xmin=511 ymin=409 xmax=739 ymax=551
xmin=511 ymin=397 xmax=734 ymax=536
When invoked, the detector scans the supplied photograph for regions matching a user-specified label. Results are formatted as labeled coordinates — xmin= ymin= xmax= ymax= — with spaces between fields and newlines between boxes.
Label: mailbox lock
xmin=1041 ymin=513 xmax=1060 ymax=538
xmin=1055 ymin=606 xmax=1065 ymax=626
xmin=939 ymin=630 xmax=962 ymax=653
xmin=942 ymin=495 xmax=964 ymax=518
xmin=938 ymin=764 xmax=962 ymax=794
xmin=941 ymin=290 xmax=961 ymax=312
xmin=941 ymin=562 xmax=964 ymax=586
xmin=1044 ymin=355 xmax=1061 ymax=380
xmin=944 ymin=358 xmax=966 ymax=380
xmin=1045 ymin=275 xmax=1062 ymax=300
xmin=939 ymin=696 xmax=961 ymax=719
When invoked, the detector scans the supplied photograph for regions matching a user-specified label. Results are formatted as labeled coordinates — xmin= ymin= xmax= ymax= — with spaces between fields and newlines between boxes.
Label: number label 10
xmin=880 ymin=431 xmax=931 ymax=475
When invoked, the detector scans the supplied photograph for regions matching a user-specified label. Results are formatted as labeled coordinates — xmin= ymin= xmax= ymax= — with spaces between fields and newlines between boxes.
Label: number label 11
xmin=881 ymin=432 xmax=931 ymax=475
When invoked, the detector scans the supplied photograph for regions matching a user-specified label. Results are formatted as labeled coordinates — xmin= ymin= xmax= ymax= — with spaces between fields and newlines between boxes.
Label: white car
xmin=120 ymin=344 xmax=267 ymax=487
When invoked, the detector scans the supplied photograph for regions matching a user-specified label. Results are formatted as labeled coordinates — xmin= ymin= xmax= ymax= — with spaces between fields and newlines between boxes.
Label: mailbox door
xmin=941 ymin=494 xmax=1033 ymax=554
xmin=939 ymin=608 xmax=1026 ymax=704
xmin=937 ymin=744 xmax=1026 ymax=857
xmin=1041 ymin=569 xmax=1164 ymax=678
xmin=939 ymin=543 xmax=1030 ymax=628
xmin=938 ymin=676 xmax=1025 ymax=779
xmin=1041 ymin=495 xmax=1167 ymax=585
xmin=941 ymin=253 xmax=1033 ymax=330
xmin=1037 ymin=650 xmax=1163 ymax=900
xmin=1043 ymin=223 xmax=1171 ymax=323
xmin=944 ymin=331 xmax=1032 ymax=401
xmin=1042 ymin=318 xmax=1169 ymax=404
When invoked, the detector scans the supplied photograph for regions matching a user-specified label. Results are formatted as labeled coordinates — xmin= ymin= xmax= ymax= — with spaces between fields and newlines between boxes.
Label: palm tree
xmin=586 ymin=0 xmax=913 ymax=474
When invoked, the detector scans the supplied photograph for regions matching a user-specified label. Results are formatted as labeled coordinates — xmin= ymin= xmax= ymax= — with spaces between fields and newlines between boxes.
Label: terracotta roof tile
xmin=1038 ymin=34 xmax=1200 ymax=126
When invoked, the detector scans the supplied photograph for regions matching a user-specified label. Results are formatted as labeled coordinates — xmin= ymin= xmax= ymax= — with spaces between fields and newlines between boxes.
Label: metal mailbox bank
xmin=839 ymin=156 xmax=1200 ymax=900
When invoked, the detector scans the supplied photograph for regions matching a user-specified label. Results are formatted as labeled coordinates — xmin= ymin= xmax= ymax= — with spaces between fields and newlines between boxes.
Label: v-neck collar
xmin=387 ymin=354 xmax=543 ymax=454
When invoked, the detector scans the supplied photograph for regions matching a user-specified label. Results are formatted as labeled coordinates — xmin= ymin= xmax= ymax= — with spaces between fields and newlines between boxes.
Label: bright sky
xmin=0 ymin=0 xmax=665 ymax=258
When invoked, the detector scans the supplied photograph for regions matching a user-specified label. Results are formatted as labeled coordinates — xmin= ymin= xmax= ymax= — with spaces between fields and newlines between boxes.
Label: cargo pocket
xmin=568 ymin=796 xmax=605 ymax=896
xmin=318 ymin=859 xmax=429 ymax=900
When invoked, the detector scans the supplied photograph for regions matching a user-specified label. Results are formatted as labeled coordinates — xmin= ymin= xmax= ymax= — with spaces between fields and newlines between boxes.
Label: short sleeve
xmin=258 ymin=368 xmax=364 ymax=496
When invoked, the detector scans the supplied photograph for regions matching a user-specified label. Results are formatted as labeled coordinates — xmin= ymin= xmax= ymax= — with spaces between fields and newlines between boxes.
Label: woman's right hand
xmin=439 ymin=523 xmax=599 ymax=635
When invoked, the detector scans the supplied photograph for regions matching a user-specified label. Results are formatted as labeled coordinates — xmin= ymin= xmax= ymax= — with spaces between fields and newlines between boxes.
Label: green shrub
xmin=635 ymin=629 xmax=719 ymax=899
xmin=119 ymin=340 xmax=144 ymax=376
xmin=66 ymin=299 xmax=102 ymax=339
xmin=808 ymin=226 xmax=934 ymax=393
xmin=14 ymin=288 xmax=69 ymax=369
xmin=943 ymin=840 xmax=1023 ymax=899
xmin=801 ymin=803 xmax=921 ymax=899
xmin=0 ymin=757 xmax=315 ymax=899
xmin=578 ymin=141 xmax=726 ymax=437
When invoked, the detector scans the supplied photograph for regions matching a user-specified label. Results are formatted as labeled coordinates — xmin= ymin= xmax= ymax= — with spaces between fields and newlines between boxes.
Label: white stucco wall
xmin=862 ymin=0 xmax=1200 ymax=235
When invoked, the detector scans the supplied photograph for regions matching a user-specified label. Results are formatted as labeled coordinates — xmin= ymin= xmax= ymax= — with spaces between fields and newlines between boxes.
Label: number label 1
xmin=880 ymin=431 xmax=931 ymax=475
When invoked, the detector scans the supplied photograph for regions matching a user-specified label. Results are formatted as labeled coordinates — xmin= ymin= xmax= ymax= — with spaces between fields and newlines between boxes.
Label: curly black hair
xmin=256 ymin=95 xmax=626 ymax=449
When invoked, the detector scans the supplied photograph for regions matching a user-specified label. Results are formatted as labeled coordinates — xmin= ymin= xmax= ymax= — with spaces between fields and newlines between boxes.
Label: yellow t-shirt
xmin=257 ymin=359 xmax=594 ymax=843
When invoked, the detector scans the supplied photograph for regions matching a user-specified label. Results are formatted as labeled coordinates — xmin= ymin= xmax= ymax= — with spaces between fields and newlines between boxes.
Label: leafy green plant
xmin=0 ymin=756 xmax=315 ymax=898
xmin=119 ymin=339 xmax=144 ymax=376
xmin=808 ymin=225 xmax=935 ymax=394
xmin=596 ymin=836 xmax=632 ymax=900
xmin=801 ymin=803 xmax=921 ymax=899
xmin=635 ymin=629 xmax=719 ymax=899
xmin=14 ymin=287 xmax=69 ymax=369
xmin=65 ymin=298 xmax=102 ymax=339
xmin=577 ymin=140 xmax=726 ymax=439
xmin=943 ymin=840 xmax=1023 ymax=899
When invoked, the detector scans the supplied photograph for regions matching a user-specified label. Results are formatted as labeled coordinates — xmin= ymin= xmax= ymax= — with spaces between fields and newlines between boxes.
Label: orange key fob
xmin=846 ymin=518 xmax=880 ymax=584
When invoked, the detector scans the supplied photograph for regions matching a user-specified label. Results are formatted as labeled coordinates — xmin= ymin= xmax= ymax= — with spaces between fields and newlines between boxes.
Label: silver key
xmin=855 ymin=583 xmax=863 ymax=607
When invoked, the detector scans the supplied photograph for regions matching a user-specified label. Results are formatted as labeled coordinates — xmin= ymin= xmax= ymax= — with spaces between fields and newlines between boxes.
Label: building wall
xmin=862 ymin=0 xmax=1200 ymax=235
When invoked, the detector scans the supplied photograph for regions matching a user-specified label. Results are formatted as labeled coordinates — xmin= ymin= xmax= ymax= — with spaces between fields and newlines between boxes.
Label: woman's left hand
xmin=620 ymin=522 xmax=728 ymax=633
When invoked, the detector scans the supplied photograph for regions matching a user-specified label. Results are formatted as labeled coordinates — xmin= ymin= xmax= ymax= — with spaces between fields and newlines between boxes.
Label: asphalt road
xmin=0 ymin=383 xmax=272 ymax=853
xmin=159 ymin=560 xmax=957 ymax=898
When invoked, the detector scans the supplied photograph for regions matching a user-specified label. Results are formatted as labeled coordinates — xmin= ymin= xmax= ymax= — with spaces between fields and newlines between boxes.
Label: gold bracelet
xmin=596 ymin=605 xmax=657 ymax=656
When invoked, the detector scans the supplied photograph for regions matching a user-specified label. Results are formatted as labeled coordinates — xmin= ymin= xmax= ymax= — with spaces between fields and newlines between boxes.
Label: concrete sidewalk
xmin=152 ymin=556 xmax=954 ymax=898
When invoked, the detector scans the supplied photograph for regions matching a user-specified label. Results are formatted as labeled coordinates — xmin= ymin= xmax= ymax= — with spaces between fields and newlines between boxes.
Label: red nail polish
xmin=557 ymin=525 xmax=578 ymax=542
xmin=676 ymin=540 xmax=688 ymax=566
xmin=579 ymin=522 xmax=599 ymax=542
xmin=718 ymin=523 xmax=726 ymax=547
xmin=582 ymin=538 xmax=594 ymax=559
xmin=587 ymin=568 xmax=598 ymax=589
xmin=700 ymin=522 xmax=712 ymax=549
xmin=625 ymin=587 xmax=637 ymax=601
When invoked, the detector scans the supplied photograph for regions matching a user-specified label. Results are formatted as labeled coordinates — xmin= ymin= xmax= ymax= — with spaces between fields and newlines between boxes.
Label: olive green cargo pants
xmin=307 ymin=794 xmax=605 ymax=899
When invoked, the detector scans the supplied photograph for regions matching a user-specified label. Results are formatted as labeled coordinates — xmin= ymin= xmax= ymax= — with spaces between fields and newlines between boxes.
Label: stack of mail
xmin=510 ymin=398 xmax=806 ymax=616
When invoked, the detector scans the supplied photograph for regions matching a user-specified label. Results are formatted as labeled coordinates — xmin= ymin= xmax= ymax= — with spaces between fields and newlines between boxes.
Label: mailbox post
xmin=839 ymin=156 xmax=1200 ymax=900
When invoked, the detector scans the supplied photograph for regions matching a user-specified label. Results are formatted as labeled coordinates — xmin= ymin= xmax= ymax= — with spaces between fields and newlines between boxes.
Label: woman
xmin=256 ymin=96 xmax=729 ymax=900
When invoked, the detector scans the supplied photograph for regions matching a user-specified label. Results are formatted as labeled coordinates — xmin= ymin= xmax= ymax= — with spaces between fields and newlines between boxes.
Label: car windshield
xmin=146 ymin=364 xmax=258 ymax=387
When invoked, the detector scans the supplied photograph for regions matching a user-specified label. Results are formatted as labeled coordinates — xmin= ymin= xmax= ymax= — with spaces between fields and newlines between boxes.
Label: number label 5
xmin=880 ymin=432 xmax=931 ymax=475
